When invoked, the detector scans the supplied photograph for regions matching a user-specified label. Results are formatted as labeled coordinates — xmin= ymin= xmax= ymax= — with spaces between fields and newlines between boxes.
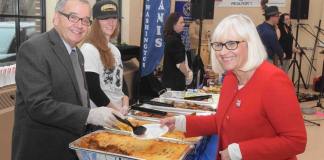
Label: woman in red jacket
xmin=160 ymin=14 xmax=307 ymax=160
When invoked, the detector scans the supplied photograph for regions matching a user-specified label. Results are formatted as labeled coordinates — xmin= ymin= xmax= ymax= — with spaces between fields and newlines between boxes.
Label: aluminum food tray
xmin=159 ymin=91 xmax=220 ymax=109
xmin=137 ymin=103 xmax=215 ymax=115
xmin=70 ymin=130 xmax=193 ymax=160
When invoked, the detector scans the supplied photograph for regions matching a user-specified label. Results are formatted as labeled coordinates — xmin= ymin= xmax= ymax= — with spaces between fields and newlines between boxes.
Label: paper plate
xmin=132 ymin=124 xmax=168 ymax=140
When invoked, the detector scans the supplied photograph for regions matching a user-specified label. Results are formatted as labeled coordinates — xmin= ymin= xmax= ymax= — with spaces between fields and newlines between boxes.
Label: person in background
xmin=189 ymin=19 xmax=210 ymax=55
xmin=278 ymin=13 xmax=294 ymax=73
xmin=162 ymin=12 xmax=193 ymax=90
xmin=161 ymin=14 xmax=306 ymax=160
xmin=12 ymin=0 xmax=123 ymax=159
xmin=81 ymin=0 xmax=129 ymax=115
xmin=257 ymin=0 xmax=284 ymax=67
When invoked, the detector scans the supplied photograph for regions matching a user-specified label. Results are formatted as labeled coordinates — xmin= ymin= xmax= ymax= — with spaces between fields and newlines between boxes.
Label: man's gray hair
xmin=55 ymin=0 xmax=90 ymax=12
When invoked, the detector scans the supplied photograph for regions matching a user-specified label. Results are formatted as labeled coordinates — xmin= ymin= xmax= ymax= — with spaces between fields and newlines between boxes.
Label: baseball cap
xmin=93 ymin=0 xmax=119 ymax=19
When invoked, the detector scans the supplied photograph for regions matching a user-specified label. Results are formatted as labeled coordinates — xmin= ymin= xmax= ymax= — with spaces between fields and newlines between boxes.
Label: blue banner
xmin=140 ymin=0 xmax=170 ymax=77
xmin=174 ymin=0 xmax=191 ymax=51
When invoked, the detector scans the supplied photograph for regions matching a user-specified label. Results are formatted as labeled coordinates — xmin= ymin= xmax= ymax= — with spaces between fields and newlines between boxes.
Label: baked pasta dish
xmin=77 ymin=131 xmax=190 ymax=160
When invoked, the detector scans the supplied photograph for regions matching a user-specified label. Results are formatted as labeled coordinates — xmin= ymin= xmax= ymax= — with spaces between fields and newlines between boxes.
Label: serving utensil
xmin=113 ymin=113 xmax=147 ymax=136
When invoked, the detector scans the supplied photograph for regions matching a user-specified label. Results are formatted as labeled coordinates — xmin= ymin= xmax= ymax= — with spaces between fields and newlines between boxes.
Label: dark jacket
xmin=257 ymin=22 xmax=284 ymax=60
xmin=162 ymin=32 xmax=186 ymax=91
xmin=12 ymin=29 xmax=90 ymax=160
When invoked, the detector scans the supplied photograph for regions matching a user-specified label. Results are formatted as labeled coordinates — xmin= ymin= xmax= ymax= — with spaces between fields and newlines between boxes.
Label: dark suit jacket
xmin=12 ymin=29 xmax=90 ymax=160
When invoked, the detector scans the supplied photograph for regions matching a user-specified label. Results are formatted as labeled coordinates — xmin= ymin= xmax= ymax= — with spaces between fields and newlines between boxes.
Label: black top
xmin=162 ymin=32 xmax=186 ymax=91
xmin=278 ymin=24 xmax=294 ymax=59
xmin=85 ymin=72 xmax=128 ymax=107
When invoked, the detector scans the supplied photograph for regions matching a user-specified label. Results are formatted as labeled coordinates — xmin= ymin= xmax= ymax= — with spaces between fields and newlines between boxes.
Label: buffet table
xmin=71 ymin=90 xmax=220 ymax=160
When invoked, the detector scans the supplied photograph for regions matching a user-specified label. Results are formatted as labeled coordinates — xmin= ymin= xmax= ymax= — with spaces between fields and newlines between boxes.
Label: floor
xmin=296 ymin=88 xmax=324 ymax=160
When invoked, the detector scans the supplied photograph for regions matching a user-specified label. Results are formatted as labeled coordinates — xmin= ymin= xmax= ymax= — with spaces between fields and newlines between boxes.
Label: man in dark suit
xmin=12 ymin=0 xmax=123 ymax=159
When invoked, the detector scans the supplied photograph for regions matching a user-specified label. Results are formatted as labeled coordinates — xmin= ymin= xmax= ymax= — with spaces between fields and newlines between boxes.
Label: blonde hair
xmin=210 ymin=14 xmax=267 ymax=73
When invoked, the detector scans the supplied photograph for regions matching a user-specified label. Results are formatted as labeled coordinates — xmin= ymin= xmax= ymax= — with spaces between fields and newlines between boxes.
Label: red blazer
xmin=185 ymin=61 xmax=306 ymax=160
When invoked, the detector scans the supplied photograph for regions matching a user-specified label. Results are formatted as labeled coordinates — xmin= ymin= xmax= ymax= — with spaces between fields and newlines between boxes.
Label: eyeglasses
xmin=58 ymin=11 xmax=92 ymax=26
xmin=210 ymin=41 xmax=245 ymax=51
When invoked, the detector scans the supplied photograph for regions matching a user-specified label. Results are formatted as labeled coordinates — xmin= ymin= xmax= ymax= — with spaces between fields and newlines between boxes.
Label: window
xmin=0 ymin=0 xmax=45 ymax=66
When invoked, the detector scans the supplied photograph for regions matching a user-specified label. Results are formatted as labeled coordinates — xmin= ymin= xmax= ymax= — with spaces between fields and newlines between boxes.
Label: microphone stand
xmin=289 ymin=34 xmax=316 ymax=94
xmin=300 ymin=21 xmax=324 ymax=86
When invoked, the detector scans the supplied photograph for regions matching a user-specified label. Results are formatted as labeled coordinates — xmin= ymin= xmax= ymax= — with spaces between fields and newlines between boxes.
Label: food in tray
xmin=199 ymin=85 xmax=222 ymax=94
xmin=173 ymin=102 xmax=215 ymax=111
xmin=133 ymin=111 xmax=175 ymax=118
xmin=115 ymin=118 xmax=200 ymax=143
xmin=77 ymin=132 xmax=190 ymax=159
xmin=147 ymin=100 xmax=215 ymax=111
xmin=79 ymin=133 xmax=129 ymax=155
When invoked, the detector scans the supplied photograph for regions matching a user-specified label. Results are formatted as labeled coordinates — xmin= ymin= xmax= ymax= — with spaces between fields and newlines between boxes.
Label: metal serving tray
xmin=159 ymin=91 xmax=220 ymax=109
xmin=137 ymin=103 xmax=215 ymax=115
xmin=69 ymin=130 xmax=193 ymax=160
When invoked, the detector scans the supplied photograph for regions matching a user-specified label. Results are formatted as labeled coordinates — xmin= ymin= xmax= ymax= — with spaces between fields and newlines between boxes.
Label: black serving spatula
xmin=131 ymin=104 xmax=167 ymax=116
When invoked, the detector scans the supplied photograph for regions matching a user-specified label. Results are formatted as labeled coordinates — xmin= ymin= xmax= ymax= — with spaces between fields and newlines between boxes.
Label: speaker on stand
xmin=290 ymin=0 xmax=309 ymax=20
xmin=190 ymin=0 xmax=215 ymax=88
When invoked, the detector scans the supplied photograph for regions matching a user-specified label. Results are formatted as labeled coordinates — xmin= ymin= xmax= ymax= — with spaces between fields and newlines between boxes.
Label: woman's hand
xmin=107 ymin=101 xmax=128 ymax=115
xmin=160 ymin=117 xmax=176 ymax=131
xmin=120 ymin=105 xmax=129 ymax=115
xmin=219 ymin=148 xmax=231 ymax=160
xmin=121 ymin=96 xmax=130 ymax=115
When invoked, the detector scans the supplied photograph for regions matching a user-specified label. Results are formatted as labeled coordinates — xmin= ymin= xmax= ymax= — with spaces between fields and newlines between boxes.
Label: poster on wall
xmin=140 ymin=0 xmax=170 ymax=77
xmin=216 ymin=0 xmax=286 ymax=7
xmin=174 ymin=0 xmax=191 ymax=51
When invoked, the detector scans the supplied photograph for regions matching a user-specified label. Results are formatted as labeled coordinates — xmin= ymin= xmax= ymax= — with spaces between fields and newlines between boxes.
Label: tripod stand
xmin=305 ymin=55 xmax=324 ymax=126
xmin=313 ymin=25 xmax=324 ymax=110
xmin=313 ymin=59 xmax=324 ymax=110
xmin=289 ymin=34 xmax=316 ymax=94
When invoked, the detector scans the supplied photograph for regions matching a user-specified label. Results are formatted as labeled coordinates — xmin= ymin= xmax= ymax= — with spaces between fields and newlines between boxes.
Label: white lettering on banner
xmin=156 ymin=26 xmax=162 ymax=35
xmin=145 ymin=24 xmax=149 ymax=30
xmin=155 ymin=1 xmax=165 ymax=48
xmin=145 ymin=4 xmax=151 ymax=10
xmin=157 ymin=13 xmax=164 ymax=23
xmin=142 ymin=3 xmax=151 ymax=69
xmin=144 ymin=37 xmax=149 ymax=43
xmin=158 ymin=0 xmax=164 ymax=10
xmin=155 ymin=38 xmax=162 ymax=47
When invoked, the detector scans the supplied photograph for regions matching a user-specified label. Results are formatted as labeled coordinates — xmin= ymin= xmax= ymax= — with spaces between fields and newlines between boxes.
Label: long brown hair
xmin=85 ymin=19 xmax=119 ymax=70
xmin=163 ymin=12 xmax=182 ymax=38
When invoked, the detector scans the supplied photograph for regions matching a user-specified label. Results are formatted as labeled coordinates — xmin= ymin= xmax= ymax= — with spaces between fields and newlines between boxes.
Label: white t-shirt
xmin=81 ymin=42 xmax=124 ymax=108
